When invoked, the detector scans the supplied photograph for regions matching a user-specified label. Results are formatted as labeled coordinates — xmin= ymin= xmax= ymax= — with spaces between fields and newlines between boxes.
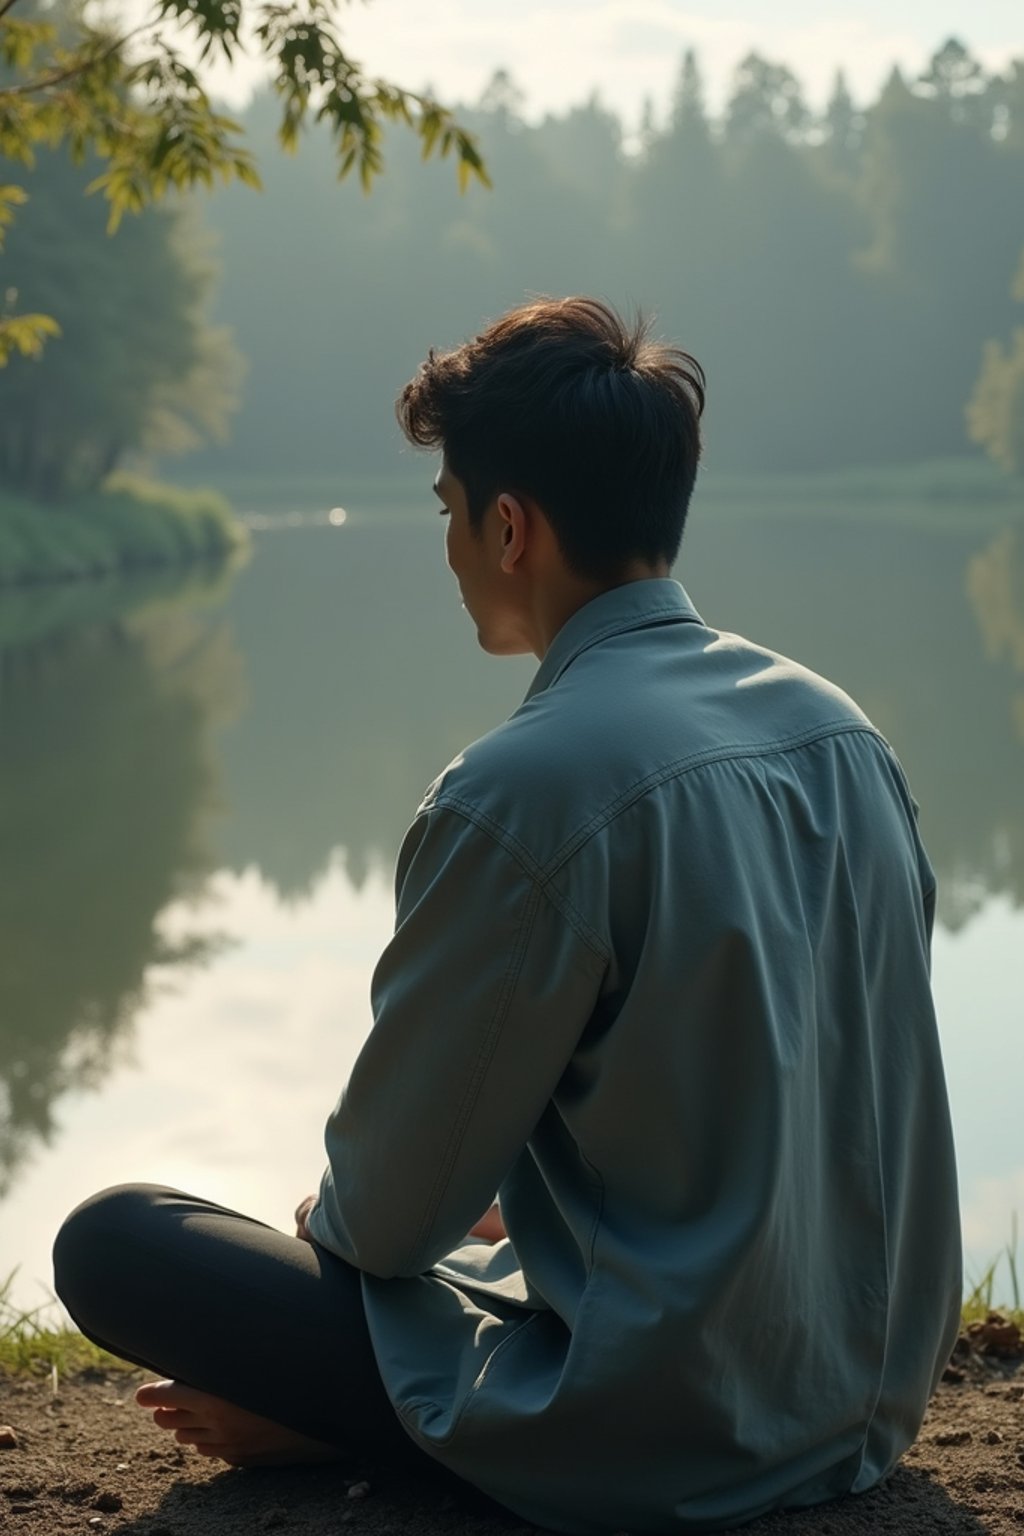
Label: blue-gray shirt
xmin=308 ymin=578 xmax=961 ymax=1534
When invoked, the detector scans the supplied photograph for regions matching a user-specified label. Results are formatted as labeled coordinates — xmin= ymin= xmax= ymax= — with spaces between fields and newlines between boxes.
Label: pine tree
xmin=823 ymin=69 xmax=862 ymax=177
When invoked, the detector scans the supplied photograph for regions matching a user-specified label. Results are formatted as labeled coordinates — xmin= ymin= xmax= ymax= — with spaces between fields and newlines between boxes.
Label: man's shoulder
xmin=416 ymin=619 xmax=890 ymax=874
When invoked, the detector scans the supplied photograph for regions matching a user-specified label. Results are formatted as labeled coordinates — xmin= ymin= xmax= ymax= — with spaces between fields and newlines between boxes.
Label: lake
xmin=1 ymin=502 xmax=1022 ymax=1314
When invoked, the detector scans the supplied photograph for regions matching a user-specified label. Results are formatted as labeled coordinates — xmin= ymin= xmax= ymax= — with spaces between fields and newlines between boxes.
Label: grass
xmin=0 ymin=473 xmax=249 ymax=590
xmin=0 ymin=1272 xmax=132 ymax=1380
xmin=962 ymin=1214 xmax=1023 ymax=1332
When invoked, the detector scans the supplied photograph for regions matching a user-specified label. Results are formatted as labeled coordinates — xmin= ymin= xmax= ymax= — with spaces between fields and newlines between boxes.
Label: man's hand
xmin=468 ymin=1202 xmax=506 ymax=1243
xmin=294 ymin=1194 xmax=317 ymax=1242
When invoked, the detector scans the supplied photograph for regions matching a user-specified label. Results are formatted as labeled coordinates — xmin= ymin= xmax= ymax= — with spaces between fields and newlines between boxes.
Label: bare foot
xmin=135 ymin=1379 xmax=344 ymax=1467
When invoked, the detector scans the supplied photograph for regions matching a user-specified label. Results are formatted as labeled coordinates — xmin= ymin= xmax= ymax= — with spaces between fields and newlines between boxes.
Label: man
xmin=54 ymin=297 xmax=961 ymax=1534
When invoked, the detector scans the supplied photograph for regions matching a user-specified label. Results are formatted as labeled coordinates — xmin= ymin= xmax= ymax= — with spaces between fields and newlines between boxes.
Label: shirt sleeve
xmin=306 ymin=805 xmax=605 ymax=1278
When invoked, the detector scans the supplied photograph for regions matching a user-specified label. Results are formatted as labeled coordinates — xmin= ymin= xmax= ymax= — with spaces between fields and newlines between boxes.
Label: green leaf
xmin=0 ymin=312 xmax=62 ymax=366
xmin=1 ymin=18 xmax=56 ymax=71
xmin=0 ymin=0 xmax=488 ymax=251
xmin=0 ymin=182 xmax=28 ymax=251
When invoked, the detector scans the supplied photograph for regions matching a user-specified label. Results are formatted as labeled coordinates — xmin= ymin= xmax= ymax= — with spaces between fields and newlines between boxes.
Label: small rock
xmin=115 ymin=1462 xmax=129 ymax=1472
xmin=984 ymin=1428 xmax=1004 ymax=1444
xmin=92 ymin=1491 xmax=123 ymax=1513
xmin=347 ymin=1480 xmax=371 ymax=1500
xmin=941 ymin=1364 xmax=965 ymax=1384
xmin=0 ymin=1426 xmax=18 ymax=1450
xmin=932 ymin=1429 xmax=972 ymax=1446
xmin=966 ymin=1312 xmax=1024 ymax=1358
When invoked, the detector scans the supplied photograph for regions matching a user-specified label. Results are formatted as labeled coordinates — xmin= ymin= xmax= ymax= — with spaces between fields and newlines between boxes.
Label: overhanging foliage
xmin=0 ymin=0 xmax=488 ymax=362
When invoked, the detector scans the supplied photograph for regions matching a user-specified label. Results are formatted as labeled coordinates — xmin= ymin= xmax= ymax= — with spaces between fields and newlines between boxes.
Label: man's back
xmin=314 ymin=578 xmax=962 ymax=1534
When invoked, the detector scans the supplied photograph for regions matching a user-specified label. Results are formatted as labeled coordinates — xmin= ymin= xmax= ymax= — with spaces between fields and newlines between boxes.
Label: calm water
xmin=1 ymin=508 xmax=1023 ymax=1312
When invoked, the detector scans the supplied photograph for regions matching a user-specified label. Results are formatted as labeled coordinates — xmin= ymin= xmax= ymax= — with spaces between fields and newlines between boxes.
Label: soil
xmin=1 ymin=1351 xmax=1022 ymax=1536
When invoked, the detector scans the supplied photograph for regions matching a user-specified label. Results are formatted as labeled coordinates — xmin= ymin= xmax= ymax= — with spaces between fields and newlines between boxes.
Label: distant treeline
xmin=181 ymin=38 xmax=1024 ymax=483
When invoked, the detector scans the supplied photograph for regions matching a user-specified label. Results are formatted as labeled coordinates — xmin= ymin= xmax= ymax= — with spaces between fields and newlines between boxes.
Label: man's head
xmin=396 ymin=296 xmax=705 ymax=584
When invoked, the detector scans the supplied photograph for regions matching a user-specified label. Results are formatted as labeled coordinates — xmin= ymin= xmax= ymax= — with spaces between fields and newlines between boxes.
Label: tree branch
xmin=1 ymin=22 xmax=152 ymax=97
xmin=0 ymin=0 xmax=24 ymax=22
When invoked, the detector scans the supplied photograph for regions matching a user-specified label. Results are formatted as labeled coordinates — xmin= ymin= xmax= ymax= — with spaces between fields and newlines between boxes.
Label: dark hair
xmin=395 ymin=296 xmax=705 ymax=580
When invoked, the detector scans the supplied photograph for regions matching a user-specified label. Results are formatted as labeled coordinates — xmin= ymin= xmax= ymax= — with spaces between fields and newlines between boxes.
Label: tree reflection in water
xmin=0 ymin=595 xmax=244 ymax=1197
xmin=968 ymin=526 xmax=1024 ymax=734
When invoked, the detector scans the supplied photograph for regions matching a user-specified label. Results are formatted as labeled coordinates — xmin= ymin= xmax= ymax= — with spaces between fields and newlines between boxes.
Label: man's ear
xmin=496 ymin=492 xmax=528 ymax=574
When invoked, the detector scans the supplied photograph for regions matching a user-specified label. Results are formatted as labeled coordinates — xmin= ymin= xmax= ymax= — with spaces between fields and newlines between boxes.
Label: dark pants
xmin=51 ymin=1184 xmax=441 ymax=1469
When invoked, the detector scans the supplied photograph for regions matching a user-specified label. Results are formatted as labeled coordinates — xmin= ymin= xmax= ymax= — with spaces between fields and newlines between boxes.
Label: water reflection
xmin=680 ymin=515 xmax=1024 ymax=933
xmin=968 ymin=526 xmax=1024 ymax=736
xmin=0 ymin=599 xmax=243 ymax=1196
xmin=208 ymin=517 xmax=1024 ymax=924
xmin=212 ymin=521 xmax=531 ymax=899
xmin=1 ymin=510 xmax=1022 ymax=1237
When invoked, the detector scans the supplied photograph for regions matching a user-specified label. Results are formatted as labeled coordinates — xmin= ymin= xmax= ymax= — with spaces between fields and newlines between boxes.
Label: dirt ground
xmin=1 ymin=1350 xmax=1022 ymax=1536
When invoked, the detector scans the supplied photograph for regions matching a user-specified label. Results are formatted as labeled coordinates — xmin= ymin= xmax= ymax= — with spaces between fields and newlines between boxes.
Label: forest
xmin=1 ymin=35 xmax=1023 ymax=509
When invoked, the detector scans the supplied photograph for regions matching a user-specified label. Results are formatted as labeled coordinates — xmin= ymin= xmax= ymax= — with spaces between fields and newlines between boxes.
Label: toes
xmin=152 ymin=1407 xmax=191 ymax=1428
xmin=173 ymin=1425 xmax=216 ymax=1447
xmin=135 ymin=1379 xmax=176 ymax=1407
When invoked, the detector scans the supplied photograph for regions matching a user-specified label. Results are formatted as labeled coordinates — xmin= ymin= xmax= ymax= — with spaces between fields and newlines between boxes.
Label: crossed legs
xmin=52 ymin=1184 xmax=432 ymax=1470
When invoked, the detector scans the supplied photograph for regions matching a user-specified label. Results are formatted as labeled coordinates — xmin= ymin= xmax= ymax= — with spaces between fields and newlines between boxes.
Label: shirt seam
xmin=433 ymin=720 xmax=884 ymax=894
xmin=539 ymin=720 xmax=883 ymax=877
xmin=408 ymin=801 xmax=609 ymax=965
xmin=578 ymin=1144 xmax=606 ymax=1273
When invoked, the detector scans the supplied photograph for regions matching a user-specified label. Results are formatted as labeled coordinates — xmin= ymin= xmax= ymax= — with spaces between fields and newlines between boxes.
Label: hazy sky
xmin=199 ymin=0 xmax=1021 ymax=124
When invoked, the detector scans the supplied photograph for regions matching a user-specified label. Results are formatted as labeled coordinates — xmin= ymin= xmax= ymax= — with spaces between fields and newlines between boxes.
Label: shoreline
xmin=0 ymin=476 xmax=247 ymax=591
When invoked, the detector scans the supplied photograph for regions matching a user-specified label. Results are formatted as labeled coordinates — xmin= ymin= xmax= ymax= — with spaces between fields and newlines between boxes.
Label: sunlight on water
xmin=0 ymin=862 xmax=394 ymax=1312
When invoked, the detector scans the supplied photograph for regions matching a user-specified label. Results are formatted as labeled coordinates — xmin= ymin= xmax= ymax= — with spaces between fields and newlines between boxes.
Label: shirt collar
xmin=524 ymin=578 xmax=704 ymax=702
